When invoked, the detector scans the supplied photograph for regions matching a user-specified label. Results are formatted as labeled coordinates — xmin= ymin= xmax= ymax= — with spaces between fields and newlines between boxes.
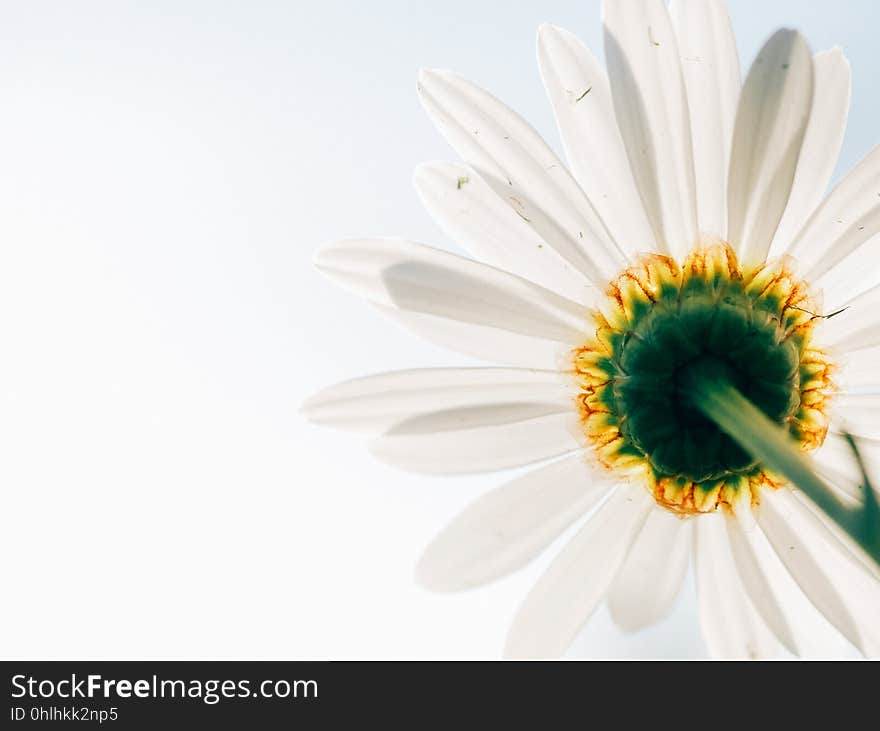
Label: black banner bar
xmin=0 ymin=660 xmax=861 ymax=727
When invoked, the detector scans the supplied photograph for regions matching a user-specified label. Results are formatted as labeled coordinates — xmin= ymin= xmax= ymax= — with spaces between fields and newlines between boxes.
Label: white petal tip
xmin=413 ymin=557 xmax=461 ymax=594
xmin=536 ymin=23 xmax=572 ymax=57
xmin=768 ymin=27 xmax=809 ymax=48
xmin=411 ymin=162 xmax=432 ymax=190
xmin=536 ymin=22 xmax=559 ymax=41
xmin=367 ymin=440 xmax=444 ymax=476
xmin=412 ymin=160 xmax=452 ymax=185
xmin=607 ymin=609 xmax=654 ymax=634
xmin=312 ymin=239 xmax=343 ymax=270
xmin=298 ymin=387 xmax=341 ymax=426
xmin=818 ymin=46 xmax=851 ymax=71
xmin=418 ymin=67 xmax=453 ymax=90
xmin=298 ymin=395 xmax=318 ymax=421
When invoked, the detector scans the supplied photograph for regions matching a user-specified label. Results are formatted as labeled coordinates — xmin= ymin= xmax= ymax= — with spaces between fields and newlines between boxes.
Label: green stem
xmin=689 ymin=374 xmax=880 ymax=567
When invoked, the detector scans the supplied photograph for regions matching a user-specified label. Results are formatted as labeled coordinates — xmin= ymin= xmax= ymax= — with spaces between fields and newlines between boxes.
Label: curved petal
xmin=793 ymin=418 xmax=880 ymax=588
xmin=413 ymin=161 xmax=595 ymax=304
xmin=817 ymin=431 xmax=880 ymax=495
xmin=757 ymin=488 xmax=880 ymax=656
xmin=789 ymin=145 xmax=880 ymax=282
xmin=725 ymin=513 xmax=800 ymax=654
xmin=603 ymin=0 xmax=698 ymax=259
xmin=417 ymin=68 xmax=625 ymax=285
xmin=817 ymin=233 xmax=880 ymax=310
xmin=377 ymin=306 xmax=565 ymax=370
xmin=695 ymin=513 xmax=783 ymax=659
xmin=302 ymin=368 xmax=572 ymax=434
xmin=536 ymin=23 xmax=654 ymax=256
xmin=370 ymin=409 xmax=582 ymax=475
xmin=416 ymin=454 xmax=612 ymax=592
xmin=811 ymin=441 xmax=873 ymax=506
xmin=837 ymin=345 xmax=880 ymax=390
xmin=772 ymin=49 xmax=852 ymax=256
xmin=830 ymin=392 xmax=880 ymax=439
xmin=727 ymin=30 xmax=814 ymax=266
xmin=606 ymin=506 xmax=691 ymax=632
xmin=818 ymin=282 xmax=880 ymax=354
xmin=669 ymin=0 xmax=741 ymax=240
xmin=504 ymin=486 xmax=652 ymax=658
xmin=315 ymin=238 xmax=589 ymax=369
xmin=789 ymin=487 xmax=880 ymax=583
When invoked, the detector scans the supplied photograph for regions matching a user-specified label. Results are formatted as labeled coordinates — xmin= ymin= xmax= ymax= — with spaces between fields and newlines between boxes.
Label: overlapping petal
xmin=789 ymin=146 xmax=880 ymax=283
xmin=416 ymin=454 xmax=612 ymax=591
xmin=369 ymin=407 xmax=583 ymax=475
xmin=772 ymin=49 xmax=851 ymax=255
xmin=607 ymin=507 xmax=691 ymax=631
xmin=302 ymin=368 xmax=572 ymax=434
xmin=695 ymin=514 xmax=782 ymax=658
xmin=536 ymin=23 xmax=654 ymax=256
xmin=725 ymin=513 xmax=800 ymax=654
xmin=504 ymin=486 xmax=652 ymax=658
xmin=669 ymin=0 xmax=740 ymax=240
xmin=417 ymin=68 xmax=625 ymax=285
xmin=727 ymin=30 xmax=814 ymax=265
xmin=315 ymin=238 xmax=590 ymax=369
xmin=603 ymin=0 xmax=698 ymax=259
xmin=758 ymin=488 xmax=880 ymax=656
xmin=818 ymin=281 xmax=880 ymax=354
xmin=413 ymin=161 xmax=595 ymax=303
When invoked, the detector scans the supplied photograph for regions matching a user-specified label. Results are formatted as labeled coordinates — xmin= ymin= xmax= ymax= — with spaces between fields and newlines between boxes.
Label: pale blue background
xmin=0 ymin=1 xmax=876 ymax=658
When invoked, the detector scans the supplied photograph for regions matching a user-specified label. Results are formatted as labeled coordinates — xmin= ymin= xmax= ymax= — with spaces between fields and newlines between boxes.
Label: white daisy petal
xmin=830 ymin=393 xmax=880 ymax=438
xmin=377 ymin=306 xmax=563 ymax=370
xmin=606 ymin=507 xmax=691 ymax=632
xmin=804 ymin=514 xmax=880 ymax=592
xmin=504 ymin=486 xmax=653 ymax=658
xmin=536 ymin=23 xmax=654 ymax=256
xmin=415 ymin=454 xmax=612 ymax=592
xmin=836 ymin=345 xmax=880 ymax=390
xmin=789 ymin=145 xmax=880 ymax=282
xmin=817 ymin=233 xmax=880 ymax=310
xmin=669 ymin=0 xmax=740 ymax=240
xmin=315 ymin=238 xmax=589 ymax=368
xmin=413 ymin=161 xmax=595 ymax=304
xmin=816 ymin=431 xmax=880 ymax=477
xmin=695 ymin=513 xmax=782 ymax=659
xmin=819 ymin=432 xmax=880 ymax=493
xmin=370 ymin=408 xmax=582 ymax=475
xmin=728 ymin=30 xmax=814 ymax=265
xmin=818 ymin=282 xmax=880 ymax=354
xmin=725 ymin=513 xmax=800 ymax=654
xmin=772 ymin=49 xmax=851 ymax=256
xmin=728 ymin=507 xmax=857 ymax=658
xmin=838 ymin=421 xmax=880 ymax=447
xmin=302 ymin=368 xmax=572 ymax=434
xmin=758 ymin=488 xmax=880 ymax=656
xmin=812 ymin=442 xmax=871 ymax=506
xmin=789 ymin=487 xmax=880 ymax=582
xmin=603 ymin=0 xmax=698 ymax=259
xmin=417 ymin=68 xmax=625 ymax=285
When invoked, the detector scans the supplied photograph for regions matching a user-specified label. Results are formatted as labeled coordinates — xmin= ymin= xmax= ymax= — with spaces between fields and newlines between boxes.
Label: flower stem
xmin=688 ymin=373 xmax=880 ymax=567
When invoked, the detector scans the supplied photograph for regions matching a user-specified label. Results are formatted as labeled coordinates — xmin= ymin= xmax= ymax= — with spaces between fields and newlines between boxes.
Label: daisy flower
xmin=303 ymin=0 xmax=880 ymax=658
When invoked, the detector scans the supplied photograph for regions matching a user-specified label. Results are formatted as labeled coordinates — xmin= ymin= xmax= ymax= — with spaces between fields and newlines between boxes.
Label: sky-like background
xmin=1 ymin=0 xmax=877 ymax=658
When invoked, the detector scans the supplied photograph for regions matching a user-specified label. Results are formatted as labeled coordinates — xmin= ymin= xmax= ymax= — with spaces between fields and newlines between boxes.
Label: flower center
xmin=573 ymin=243 xmax=834 ymax=515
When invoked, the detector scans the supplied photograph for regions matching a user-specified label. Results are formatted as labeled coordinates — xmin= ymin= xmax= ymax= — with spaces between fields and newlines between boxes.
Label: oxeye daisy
xmin=304 ymin=0 xmax=880 ymax=658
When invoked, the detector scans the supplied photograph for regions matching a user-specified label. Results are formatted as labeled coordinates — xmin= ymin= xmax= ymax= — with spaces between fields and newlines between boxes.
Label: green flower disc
xmin=601 ymin=275 xmax=804 ymax=484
